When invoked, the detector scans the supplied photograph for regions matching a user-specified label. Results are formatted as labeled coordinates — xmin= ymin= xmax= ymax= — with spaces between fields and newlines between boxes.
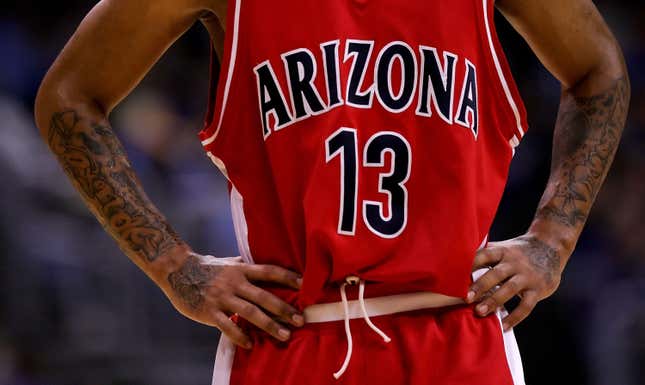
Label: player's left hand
xmin=466 ymin=234 xmax=564 ymax=331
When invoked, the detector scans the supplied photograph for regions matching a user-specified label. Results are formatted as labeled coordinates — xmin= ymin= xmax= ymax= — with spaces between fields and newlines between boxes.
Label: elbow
xmin=34 ymin=77 xmax=71 ymax=142
xmin=594 ymin=41 xmax=631 ymax=116
xmin=596 ymin=39 xmax=630 ymax=92
xmin=34 ymin=77 xmax=108 ymax=145
xmin=34 ymin=80 xmax=58 ymax=142
xmin=567 ymin=38 xmax=630 ymax=99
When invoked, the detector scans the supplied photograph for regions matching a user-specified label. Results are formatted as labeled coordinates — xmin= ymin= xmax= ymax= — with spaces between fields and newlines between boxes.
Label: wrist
xmin=526 ymin=218 xmax=579 ymax=271
xmin=145 ymin=242 xmax=195 ymax=288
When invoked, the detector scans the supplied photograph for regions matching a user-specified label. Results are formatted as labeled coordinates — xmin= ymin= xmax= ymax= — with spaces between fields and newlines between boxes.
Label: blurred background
xmin=0 ymin=1 xmax=643 ymax=384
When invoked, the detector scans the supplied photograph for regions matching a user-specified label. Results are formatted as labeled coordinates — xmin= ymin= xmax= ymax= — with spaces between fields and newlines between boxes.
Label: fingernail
xmin=466 ymin=291 xmax=475 ymax=303
xmin=502 ymin=322 xmax=510 ymax=331
xmin=477 ymin=304 xmax=488 ymax=314
xmin=278 ymin=328 xmax=291 ymax=340
xmin=292 ymin=314 xmax=304 ymax=326
xmin=296 ymin=277 xmax=303 ymax=287
xmin=244 ymin=342 xmax=253 ymax=349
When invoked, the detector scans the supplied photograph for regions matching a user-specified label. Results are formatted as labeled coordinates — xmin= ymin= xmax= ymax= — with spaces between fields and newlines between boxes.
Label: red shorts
xmin=211 ymin=303 xmax=525 ymax=385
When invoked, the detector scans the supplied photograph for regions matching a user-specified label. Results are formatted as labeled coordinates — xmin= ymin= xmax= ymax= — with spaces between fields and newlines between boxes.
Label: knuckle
xmin=217 ymin=273 xmax=239 ymax=288
xmin=256 ymin=264 xmax=270 ymax=275
xmin=240 ymin=302 xmax=257 ymax=317
xmin=519 ymin=300 xmax=535 ymax=313
xmin=505 ymin=280 xmax=520 ymax=293
xmin=483 ymin=297 xmax=497 ymax=307
xmin=210 ymin=297 xmax=226 ymax=311
xmin=479 ymin=250 xmax=496 ymax=264
xmin=284 ymin=270 xmax=298 ymax=282
xmin=495 ymin=263 xmax=512 ymax=276
xmin=266 ymin=320 xmax=282 ymax=334
xmin=481 ymin=275 xmax=497 ymax=289
xmin=524 ymin=292 xmax=539 ymax=305
xmin=490 ymin=293 xmax=505 ymax=306
xmin=254 ymin=289 xmax=269 ymax=303
xmin=278 ymin=303 xmax=295 ymax=317
xmin=263 ymin=265 xmax=280 ymax=277
xmin=490 ymin=271 xmax=505 ymax=283
xmin=212 ymin=281 xmax=233 ymax=295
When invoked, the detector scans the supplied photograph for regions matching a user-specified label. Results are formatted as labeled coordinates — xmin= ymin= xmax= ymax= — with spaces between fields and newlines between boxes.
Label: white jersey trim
xmin=230 ymin=185 xmax=255 ymax=264
xmin=472 ymin=265 xmax=526 ymax=385
xmin=482 ymin=0 xmax=525 ymax=139
xmin=509 ymin=135 xmax=520 ymax=157
xmin=496 ymin=309 xmax=527 ymax=385
xmin=202 ymin=0 xmax=242 ymax=146
xmin=205 ymin=153 xmax=254 ymax=264
xmin=211 ymin=334 xmax=235 ymax=385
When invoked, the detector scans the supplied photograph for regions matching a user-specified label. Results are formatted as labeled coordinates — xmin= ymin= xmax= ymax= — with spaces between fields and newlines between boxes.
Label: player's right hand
xmin=159 ymin=252 xmax=304 ymax=349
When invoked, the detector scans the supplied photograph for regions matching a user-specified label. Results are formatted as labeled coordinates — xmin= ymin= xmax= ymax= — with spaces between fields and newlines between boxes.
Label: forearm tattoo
xmin=536 ymin=77 xmax=629 ymax=228
xmin=48 ymin=110 xmax=181 ymax=262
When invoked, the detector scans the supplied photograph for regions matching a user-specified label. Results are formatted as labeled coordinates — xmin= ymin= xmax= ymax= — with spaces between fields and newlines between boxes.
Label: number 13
xmin=325 ymin=127 xmax=411 ymax=239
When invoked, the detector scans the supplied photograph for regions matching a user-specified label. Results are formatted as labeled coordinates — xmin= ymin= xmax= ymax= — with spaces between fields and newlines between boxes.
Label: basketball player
xmin=34 ymin=0 xmax=629 ymax=384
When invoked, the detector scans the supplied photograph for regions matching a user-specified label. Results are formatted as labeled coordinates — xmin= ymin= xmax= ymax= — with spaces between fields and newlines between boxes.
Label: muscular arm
xmin=35 ymin=0 xmax=303 ymax=346
xmin=469 ymin=0 xmax=629 ymax=328
xmin=499 ymin=0 xmax=630 ymax=259
xmin=35 ymin=0 xmax=211 ymax=276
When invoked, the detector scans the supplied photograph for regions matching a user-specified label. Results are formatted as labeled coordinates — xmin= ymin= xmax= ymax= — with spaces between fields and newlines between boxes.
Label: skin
xmin=34 ymin=0 xmax=629 ymax=348
xmin=467 ymin=0 xmax=629 ymax=331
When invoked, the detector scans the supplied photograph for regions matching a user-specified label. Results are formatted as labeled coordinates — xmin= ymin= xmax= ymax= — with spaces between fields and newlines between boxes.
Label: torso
xmin=199 ymin=0 xmax=528 ymax=308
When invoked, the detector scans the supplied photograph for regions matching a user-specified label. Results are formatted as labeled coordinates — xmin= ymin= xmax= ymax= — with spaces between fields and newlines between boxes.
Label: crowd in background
xmin=0 ymin=1 xmax=643 ymax=384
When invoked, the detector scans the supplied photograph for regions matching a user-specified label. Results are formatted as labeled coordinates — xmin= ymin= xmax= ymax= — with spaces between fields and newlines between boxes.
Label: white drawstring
xmin=333 ymin=276 xmax=391 ymax=379
xmin=333 ymin=282 xmax=353 ymax=379
xmin=358 ymin=281 xmax=392 ymax=343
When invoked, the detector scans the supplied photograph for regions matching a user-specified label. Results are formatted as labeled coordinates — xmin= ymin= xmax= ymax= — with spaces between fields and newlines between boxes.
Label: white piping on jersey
xmin=202 ymin=0 xmax=242 ymax=147
xmin=205 ymin=152 xmax=254 ymax=264
xmin=334 ymin=276 xmax=391 ymax=379
xmin=230 ymin=185 xmax=255 ymax=264
xmin=482 ymin=0 xmax=525 ymax=139
xmin=509 ymin=135 xmax=520 ymax=156
xmin=207 ymin=152 xmax=230 ymax=179
xmin=211 ymin=334 xmax=235 ymax=385
xmin=478 ymin=234 xmax=489 ymax=250
xmin=497 ymin=308 xmax=527 ymax=385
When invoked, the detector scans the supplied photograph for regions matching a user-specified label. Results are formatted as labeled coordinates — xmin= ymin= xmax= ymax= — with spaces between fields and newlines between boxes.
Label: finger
xmin=467 ymin=263 xmax=514 ymax=303
xmin=236 ymin=282 xmax=304 ymax=327
xmin=213 ymin=311 xmax=253 ymax=349
xmin=475 ymin=277 xmax=524 ymax=317
xmin=472 ymin=247 xmax=504 ymax=271
xmin=243 ymin=264 xmax=302 ymax=290
xmin=502 ymin=291 xmax=538 ymax=331
xmin=226 ymin=296 xmax=292 ymax=342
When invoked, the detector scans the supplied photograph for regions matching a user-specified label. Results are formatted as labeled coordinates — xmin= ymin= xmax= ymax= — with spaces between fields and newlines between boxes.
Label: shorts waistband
xmin=303 ymin=290 xmax=464 ymax=323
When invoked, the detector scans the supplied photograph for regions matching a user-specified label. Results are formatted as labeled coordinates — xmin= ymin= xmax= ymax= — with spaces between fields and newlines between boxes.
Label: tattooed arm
xmin=35 ymin=0 xmax=303 ymax=348
xmin=467 ymin=0 xmax=630 ymax=329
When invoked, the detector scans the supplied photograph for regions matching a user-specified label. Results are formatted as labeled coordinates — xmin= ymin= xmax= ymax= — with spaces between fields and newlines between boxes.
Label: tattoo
xmin=48 ymin=110 xmax=181 ymax=262
xmin=536 ymin=77 xmax=629 ymax=227
xmin=167 ymin=256 xmax=217 ymax=309
xmin=519 ymin=236 xmax=561 ymax=285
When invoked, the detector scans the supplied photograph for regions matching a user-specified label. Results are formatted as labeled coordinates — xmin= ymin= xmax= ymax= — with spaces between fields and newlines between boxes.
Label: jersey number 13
xmin=325 ymin=127 xmax=411 ymax=239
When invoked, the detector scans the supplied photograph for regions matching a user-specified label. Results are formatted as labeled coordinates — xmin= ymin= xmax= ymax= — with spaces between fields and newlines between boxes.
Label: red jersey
xmin=199 ymin=0 xmax=528 ymax=308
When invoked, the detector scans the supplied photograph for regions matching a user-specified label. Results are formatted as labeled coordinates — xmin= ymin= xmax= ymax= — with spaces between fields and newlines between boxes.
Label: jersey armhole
xmin=481 ymin=0 xmax=529 ymax=153
xmin=198 ymin=0 xmax=242 ymax=150
xmin=203 ymin=43 xmax=221 ymax=128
